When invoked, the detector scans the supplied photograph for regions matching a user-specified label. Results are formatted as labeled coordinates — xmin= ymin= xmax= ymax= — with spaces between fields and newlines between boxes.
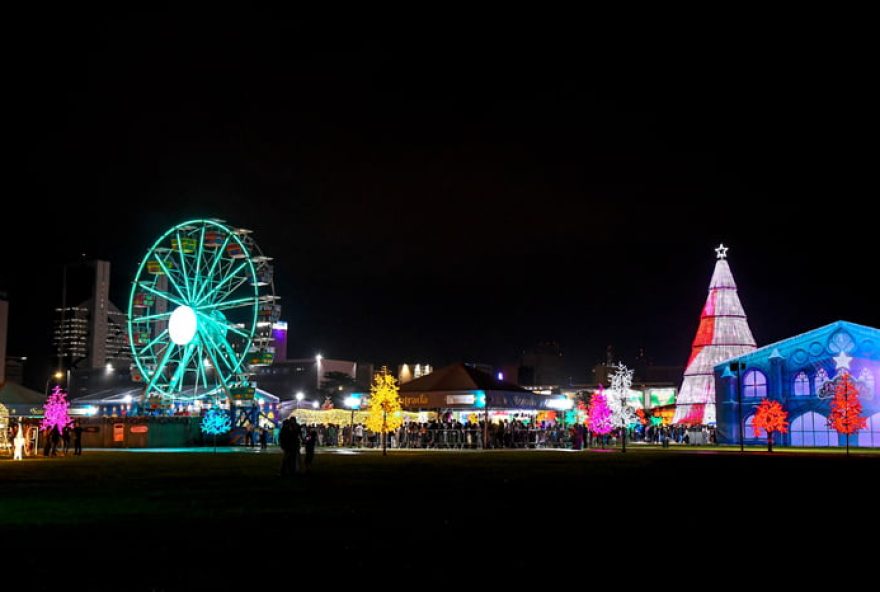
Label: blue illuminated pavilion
xmin=714 ymin=321 xmax=880 ymax=447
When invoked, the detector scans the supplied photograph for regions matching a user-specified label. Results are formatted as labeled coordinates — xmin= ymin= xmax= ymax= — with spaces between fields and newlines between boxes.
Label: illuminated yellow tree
xmin=366 ymin=366 xmax=403 ymax=456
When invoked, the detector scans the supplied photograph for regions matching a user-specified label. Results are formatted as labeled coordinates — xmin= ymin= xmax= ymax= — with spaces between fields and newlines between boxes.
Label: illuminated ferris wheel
xmin=127 ymin=219 xmax=280 ymax=402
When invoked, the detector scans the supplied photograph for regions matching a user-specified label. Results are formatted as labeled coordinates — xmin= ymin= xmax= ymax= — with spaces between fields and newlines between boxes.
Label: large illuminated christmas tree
xmin=672 ymin=245 xmax=756 ymax=425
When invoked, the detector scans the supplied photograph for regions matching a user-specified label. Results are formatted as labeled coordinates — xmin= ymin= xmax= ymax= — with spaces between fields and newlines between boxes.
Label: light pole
xmin=730 ymin=361 xmax=745 ymax=452
xmin=344 ymin=394 xmax=361 ymax=447
xmin=45 ymin=371 xmax=64 ymax=397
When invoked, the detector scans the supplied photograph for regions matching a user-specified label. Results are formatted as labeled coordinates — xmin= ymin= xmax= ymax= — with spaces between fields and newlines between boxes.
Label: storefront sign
xmin=401 ymin=390 xmax=549 ymax=410
xmin=130 ymin=425 xmax=149 ymax=434
xmin=113 ymin=423 xmax=125 ymax=442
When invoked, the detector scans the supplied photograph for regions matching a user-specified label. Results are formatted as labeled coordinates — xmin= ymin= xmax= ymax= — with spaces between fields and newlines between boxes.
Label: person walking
xmin=259 ymin=426 xmax=268 ymax=450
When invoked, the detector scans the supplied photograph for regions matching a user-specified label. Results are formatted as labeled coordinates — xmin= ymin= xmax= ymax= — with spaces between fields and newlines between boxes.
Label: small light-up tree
xmin=366 ymin=366 xmax=402 ymax=456
xmin=752 ymin=399 xmax=789 ymax=452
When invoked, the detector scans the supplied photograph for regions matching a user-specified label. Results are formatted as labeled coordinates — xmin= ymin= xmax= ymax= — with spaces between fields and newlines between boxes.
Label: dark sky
xmin=4 ymin=13 xmax=877 ymax=388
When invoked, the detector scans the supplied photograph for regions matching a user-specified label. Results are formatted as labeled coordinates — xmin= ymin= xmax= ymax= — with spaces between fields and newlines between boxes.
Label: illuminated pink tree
xmin=41 ymin=385 xmax=73 ymax=431
xmin=588 ymin=390 xmax=613 ymax=445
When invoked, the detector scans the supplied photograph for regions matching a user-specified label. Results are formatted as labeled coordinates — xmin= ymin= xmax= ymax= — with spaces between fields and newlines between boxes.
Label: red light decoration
xmin=828 ymin=372 xmax=867 ymax=435
xmin=752 ymin=399 xmax=788 ymax=452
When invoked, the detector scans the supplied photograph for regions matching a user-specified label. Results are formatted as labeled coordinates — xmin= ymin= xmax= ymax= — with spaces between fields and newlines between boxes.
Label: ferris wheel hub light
xmin=169 ymin=305 xmax=198 ymax=345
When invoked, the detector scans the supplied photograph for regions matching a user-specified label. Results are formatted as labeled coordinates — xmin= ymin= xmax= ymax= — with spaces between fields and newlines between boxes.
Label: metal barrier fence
xmin=351 ymin=428 xmax=575 ymax=449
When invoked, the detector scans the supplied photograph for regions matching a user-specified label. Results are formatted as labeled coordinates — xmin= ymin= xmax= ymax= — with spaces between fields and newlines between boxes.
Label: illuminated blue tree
xmin=201 ymin=407 xmax=231 ymax=452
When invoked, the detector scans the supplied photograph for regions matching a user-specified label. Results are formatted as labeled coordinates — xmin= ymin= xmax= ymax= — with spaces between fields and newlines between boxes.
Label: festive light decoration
xmin=366 ymin=366 xmax=403 ymax=455
xmin=635 ymin=408 xmax=648 ymax=426
xmin=673 ymin=245 xmax=757 ymax=425
xmin=752 ymin=399 xmax=789 ymax=452
xmin=127 ymin=219 xmax=279 ymax=402
xmin=13 ymin=423 xmax=26 ymax=460
xmin=587 ymin=390 xmax=613 ymax=436
xmin=607 ymin=363 xmax=638 ymax=427
xmin=41 ymin=385 xmax=73 ymax=432
xmin=607 ymin=363 xmax=640 ymax=451
xmin=201 ymin=408 xmax=232 ymax=435
xmin=828 ymin=372 xmax=867 ymax=455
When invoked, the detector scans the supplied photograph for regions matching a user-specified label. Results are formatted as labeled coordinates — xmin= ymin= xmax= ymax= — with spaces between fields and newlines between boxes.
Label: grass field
xmin=3 ymin=447 xmax=877 ymax=586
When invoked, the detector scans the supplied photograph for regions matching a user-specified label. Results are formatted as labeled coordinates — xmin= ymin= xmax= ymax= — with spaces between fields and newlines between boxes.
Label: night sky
xmin=4 ymin=14 xmax=877 ymax=388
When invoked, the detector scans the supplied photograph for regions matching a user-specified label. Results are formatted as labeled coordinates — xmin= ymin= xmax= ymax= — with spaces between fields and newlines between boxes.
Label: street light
xmin=45 ymin=370 xmax=65 ymax=397
xmin=295 ymin=391 xmax=304 ymax=409
xmin=729 ymin=361 xmax=746 ymax=452
xmin=344 ymin=394 xmax=362 ymax=447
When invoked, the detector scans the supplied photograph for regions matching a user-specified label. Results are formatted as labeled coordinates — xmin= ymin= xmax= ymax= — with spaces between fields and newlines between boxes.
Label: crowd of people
xmin=269 ymin=418 xmax=717 ymax=450
xmin=3 ymin=422 xmax=84 ymax=458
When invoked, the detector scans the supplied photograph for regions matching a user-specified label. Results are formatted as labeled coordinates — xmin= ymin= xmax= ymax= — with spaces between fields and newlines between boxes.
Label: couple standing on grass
xmin=279 ymin=416 xmax=317 ymax=477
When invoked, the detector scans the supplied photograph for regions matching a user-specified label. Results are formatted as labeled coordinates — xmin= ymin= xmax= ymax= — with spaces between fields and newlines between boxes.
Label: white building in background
xmin=398 ymin=363 xmax=433 ymax=384
xmin=53 ymin=260 xmax=131 ymax=370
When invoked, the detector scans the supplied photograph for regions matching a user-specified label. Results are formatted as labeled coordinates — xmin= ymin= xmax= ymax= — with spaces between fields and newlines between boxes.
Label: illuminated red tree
xmin=41 ymin=385 xmax=73 ymax=432
xmin=752 ymin=399 xmax=788 ymax=452
xmin=828 ymin=372 xmax=867 ymax=456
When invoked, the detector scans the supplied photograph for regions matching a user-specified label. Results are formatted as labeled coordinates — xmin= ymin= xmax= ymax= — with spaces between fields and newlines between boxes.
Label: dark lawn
xmin=2 ymin=448 xmax=877 ymax=587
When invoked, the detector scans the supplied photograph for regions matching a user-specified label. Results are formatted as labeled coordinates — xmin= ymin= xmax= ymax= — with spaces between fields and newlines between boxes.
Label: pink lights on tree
xmin=588 ymin=390 xmax=613 ymax=436
xmin=41 ymin=385 xmax=73 ymax=432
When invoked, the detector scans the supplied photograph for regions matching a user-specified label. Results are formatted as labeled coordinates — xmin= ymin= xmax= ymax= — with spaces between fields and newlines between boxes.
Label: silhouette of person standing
xmin=50 ymin=425 xmax=61 ymax=456
xmin=304 ymin=428 xmax=317 ymax=472
xmin=73 ymin=422 xmax=83 ymax=455
xmin=279 ymin=417 xmax=301 ymax=477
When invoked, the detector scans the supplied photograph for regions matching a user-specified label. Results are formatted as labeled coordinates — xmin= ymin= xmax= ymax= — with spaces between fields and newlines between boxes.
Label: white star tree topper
xmin=833 ymin=351 xmax=853 ymax=371
xmin=715 ymin=243 xmax=729 ymax=259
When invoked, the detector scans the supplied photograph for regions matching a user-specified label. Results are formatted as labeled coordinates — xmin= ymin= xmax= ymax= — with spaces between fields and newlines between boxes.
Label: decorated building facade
xmin=714 ymin=321 xmax=880 ymax=447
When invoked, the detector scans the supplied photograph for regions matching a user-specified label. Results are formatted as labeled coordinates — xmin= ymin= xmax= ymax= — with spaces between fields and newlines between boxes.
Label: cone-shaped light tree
xmin=673 ymin=244 xmax=757 ymax=425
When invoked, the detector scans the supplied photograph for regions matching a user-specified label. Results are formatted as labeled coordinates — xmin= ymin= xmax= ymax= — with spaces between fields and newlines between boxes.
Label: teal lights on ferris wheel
xmin=127 ymin=219 xmax=278 ymax=402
